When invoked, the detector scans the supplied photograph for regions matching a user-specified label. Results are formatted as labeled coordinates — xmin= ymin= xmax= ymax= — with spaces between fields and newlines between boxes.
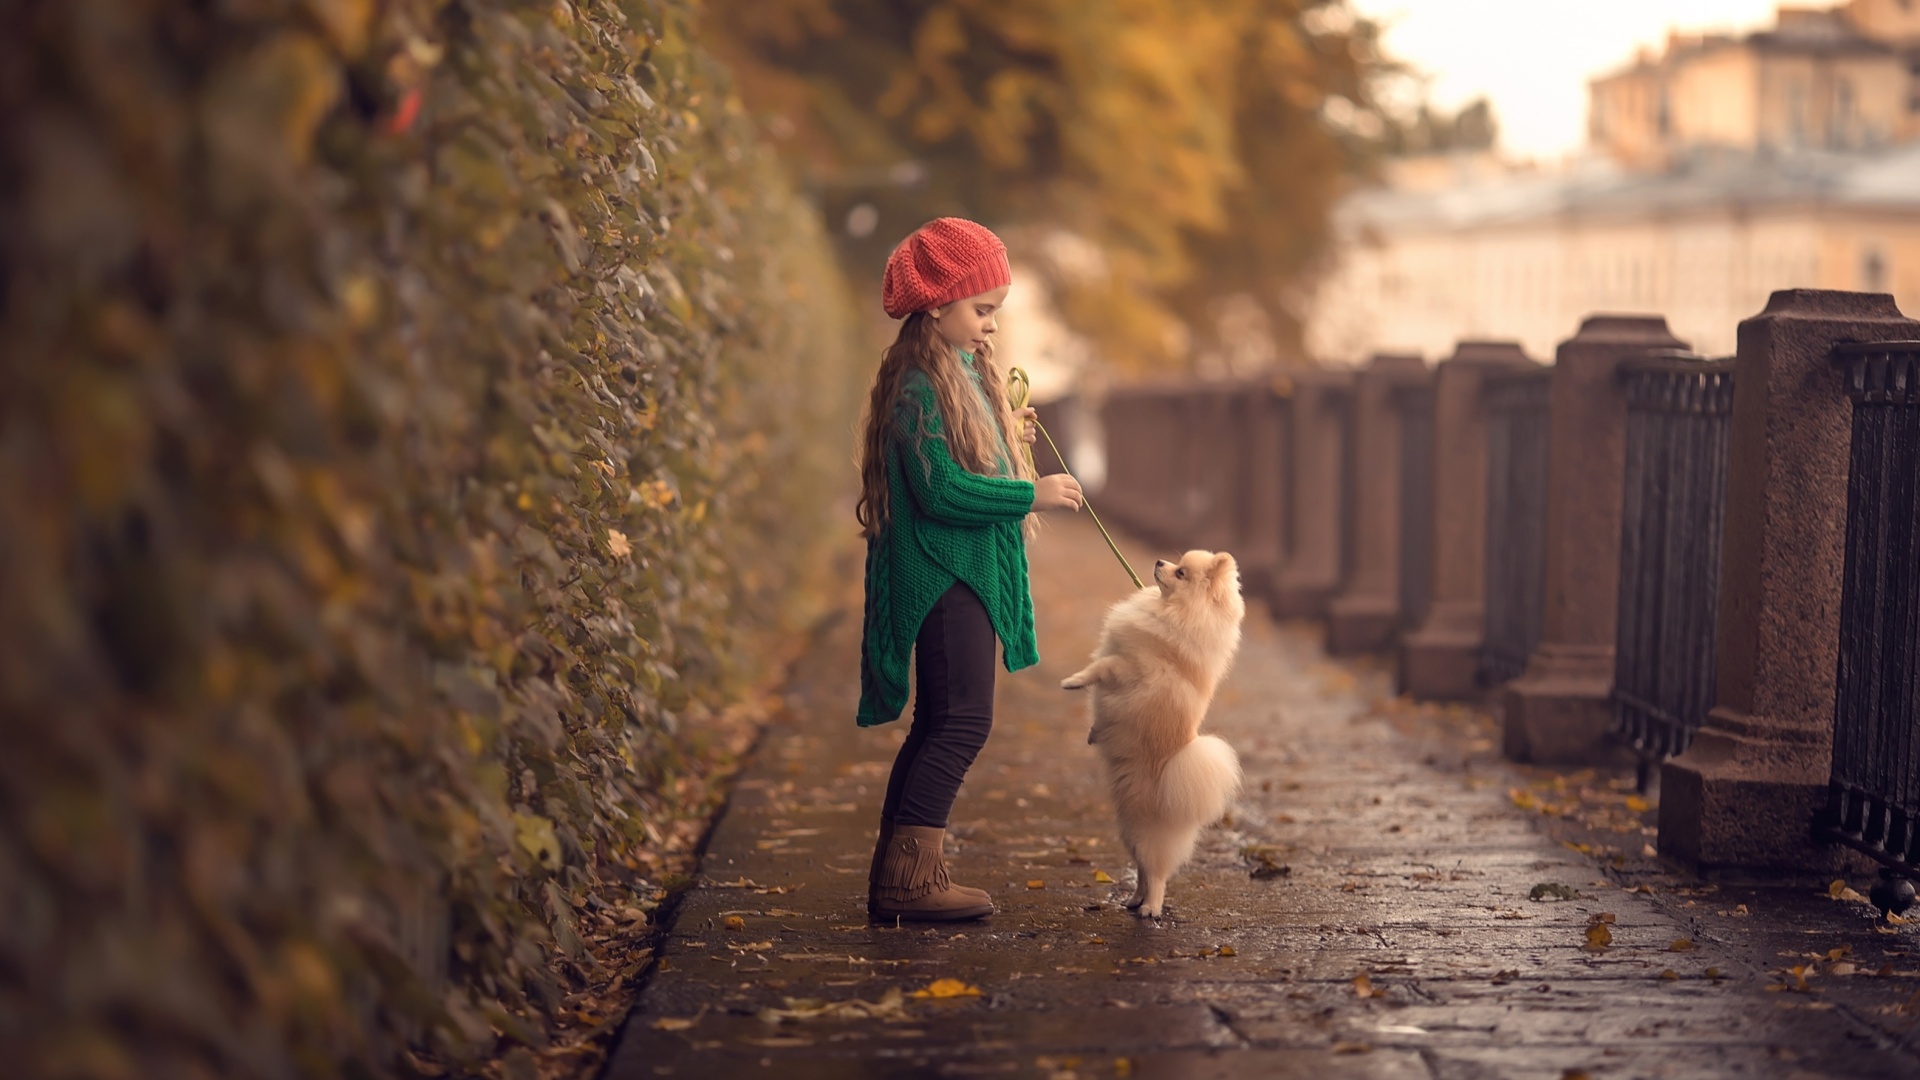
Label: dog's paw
xmin=1060 ymin=674 xmax=1088 ymax=690
xmin=1121 ymin=894 xmax=1145 ymax=911
xmin=1136 ymin=902 xmax=1164 ymax=918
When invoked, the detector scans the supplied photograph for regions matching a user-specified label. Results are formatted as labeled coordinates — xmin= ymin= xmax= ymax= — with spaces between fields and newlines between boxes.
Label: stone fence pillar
xmin=1236 ymin=383 xmax=1289 ymax=594
xmin=1503 ymin=315 xmax=1688 ymax=764
xmin=1186 ymin=383 xmax=1249 ymax=554
xmin=1328 ymin=354 xmax=1429 ymax=654
xmin=1269 ymin=369 xmax=1356 ymax=619
xmin=1400 ymin=341 xmax=1541 ymax=699
xmin=1661 ymin=290 xmax=1919 ymax=872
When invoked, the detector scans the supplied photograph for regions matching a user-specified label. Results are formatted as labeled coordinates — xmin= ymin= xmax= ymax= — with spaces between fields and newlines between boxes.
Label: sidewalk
xmin=605 ymin=514 xmax=1920 ymax=1080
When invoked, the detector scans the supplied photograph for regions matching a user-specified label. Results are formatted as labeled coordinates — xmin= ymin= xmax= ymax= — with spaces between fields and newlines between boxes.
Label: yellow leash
xmin=1006 ymin=367 xmax=1145 ymax=591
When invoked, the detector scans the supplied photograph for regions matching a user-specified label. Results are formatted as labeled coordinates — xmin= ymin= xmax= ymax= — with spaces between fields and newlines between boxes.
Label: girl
xmin=855 ymin=218 xmax=1085 ymax=921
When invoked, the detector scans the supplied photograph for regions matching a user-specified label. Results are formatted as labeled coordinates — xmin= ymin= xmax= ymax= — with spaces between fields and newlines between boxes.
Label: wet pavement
xmin=604 ymin=515 xmax=1920 ymax=1079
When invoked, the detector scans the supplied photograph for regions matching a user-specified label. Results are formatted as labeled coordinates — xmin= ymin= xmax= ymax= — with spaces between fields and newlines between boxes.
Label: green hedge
xmin=0 ymin=1 xmax=864 ymax=1075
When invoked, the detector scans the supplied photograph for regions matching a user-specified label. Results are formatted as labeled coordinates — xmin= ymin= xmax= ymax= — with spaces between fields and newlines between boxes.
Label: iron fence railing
xmin=1817 ymin=341 xmax=1920 ymax=883
xmin=1480 ymin=368 xmax=1552 ymax=684
xmin=1395 ymin=382 xmax=1435 ymax=633
xmin=1610 ymin=356 xmax=1735 ymax=783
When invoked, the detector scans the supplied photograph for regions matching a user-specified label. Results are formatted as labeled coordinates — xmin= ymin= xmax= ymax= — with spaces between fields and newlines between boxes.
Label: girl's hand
xmin=1033 ymin=473 xmax=1084 ymax=513
xmin=1015 ymin=406 xmax=1039 ymax=445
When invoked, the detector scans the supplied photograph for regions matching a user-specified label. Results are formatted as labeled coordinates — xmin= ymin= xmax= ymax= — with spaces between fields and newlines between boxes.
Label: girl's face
xmin=929 ymin=284 xmax=1009 ymax=356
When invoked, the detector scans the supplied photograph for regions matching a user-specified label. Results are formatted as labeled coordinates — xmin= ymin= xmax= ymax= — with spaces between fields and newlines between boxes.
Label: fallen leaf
xmin=1827 ymin=946 xmax=1852 ymax=961
xmin=1705 ymin=967 xmax=1723 ymax=980
xmin=1530 ymin=882 xmax=1580 ymax=902
xmin=1244 ymin=846 xmax=1292 ymax=880
xmin=1584 ymin=923 xmax=1613 ymax=951
xmin=1093 ymin=870 xmax=1114 ymax=884
xmin=1491 ymin=969 xmax=1520 ymax=984
xmin=1625 ymin=795 xmax=1651 ymax=813
xmin=1331 ymin=1041 xmax=1371 ymax=1054
xmin=1027 ymin=880 xmax=1045 ymax=890
xmin=911 ymin=978 xmax=982 ymax=999
xmin=724 ymin=915 xmax=746 ymax=931
xmin=1352 ymin=974 xmax=1386 ymax=999
xmin=1668 ymin=938 xmax=1695 ymax=952
xmin=606 ymin=529 xmax=632 ymax=560
xmin=652 ymin=1016 xmax=696 ymax=1031
xmin=1828 ymin=879 xmax=1868 ymax=903
xmin=1217 ymin=946 xmax=1237 ymax=957
xmin=1659 ymin=969 xmax=1680 ymax=981
xmin=758 ymin=987 xmax=910 ymax=1024
xmin=1831 ymin=962 xmax=1858 ymax=977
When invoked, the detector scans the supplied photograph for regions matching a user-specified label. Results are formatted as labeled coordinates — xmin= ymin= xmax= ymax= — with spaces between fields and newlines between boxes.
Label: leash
xmin=1006 ymin=367 xmax=1145 ymax=591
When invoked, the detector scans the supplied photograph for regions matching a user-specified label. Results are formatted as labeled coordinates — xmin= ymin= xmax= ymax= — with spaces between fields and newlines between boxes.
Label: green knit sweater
xmin=857 ymin=361 xmax=1037 ymax=727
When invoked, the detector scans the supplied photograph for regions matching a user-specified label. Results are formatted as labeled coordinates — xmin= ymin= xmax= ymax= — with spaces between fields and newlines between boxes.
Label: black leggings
xmin=881 ymin=583 xmax=997 ymax=829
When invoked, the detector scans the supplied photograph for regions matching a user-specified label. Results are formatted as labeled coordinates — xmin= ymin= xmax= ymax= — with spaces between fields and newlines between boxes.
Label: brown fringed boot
xmin=868 ymin=824 xmax=994 ymax=921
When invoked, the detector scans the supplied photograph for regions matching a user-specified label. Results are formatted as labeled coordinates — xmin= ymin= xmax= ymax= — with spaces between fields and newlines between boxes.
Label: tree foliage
xmin=705 ymin=0 xmax=1390 ymax=372
xmin=0 ymin=0 xmax=862 ymax=1075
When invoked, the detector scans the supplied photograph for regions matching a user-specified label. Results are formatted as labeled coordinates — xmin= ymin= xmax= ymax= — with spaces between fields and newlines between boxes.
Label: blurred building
xmin=1304 ymin=0 xmax=1920 ymax=361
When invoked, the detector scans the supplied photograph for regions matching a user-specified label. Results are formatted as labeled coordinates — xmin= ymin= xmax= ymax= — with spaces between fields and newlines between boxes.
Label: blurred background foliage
xmin=0 ymin=0 xmax=863 ymax=1076
xmin=704 ymin=0 xmax=1393 ymax=372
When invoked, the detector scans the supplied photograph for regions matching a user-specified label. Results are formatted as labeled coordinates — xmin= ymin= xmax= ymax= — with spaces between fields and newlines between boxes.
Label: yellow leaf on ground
xmin=724 ymin=915 xmax=745 ymax=931
xmin=652 ymin=1016 xmax=695 ymax=1031
xmin=1829 ymin=879 xmax=1869 ymax=903
xmin=911 ymin=978 xmax=982 ymax=999
xmin=1093 ymin=870 xmax=1114 ymax=884
xmin=1332 ymin=1041 xmax=1371 ymax=1054
xmin=1668 ymin=938 xmax=1694 ymax=952
xmin=1584 ymin=923 xmax=1613 ymax=950
xmin=1218 ymin=945 xmax=1237 ymax=957
xmin=1659 ymin=969 xmax=1679 ymax=981
xmin=606 ymin=529 xmax=632 ymax=560
xmin=1027 ymin=880 xmax=1045 ymax=889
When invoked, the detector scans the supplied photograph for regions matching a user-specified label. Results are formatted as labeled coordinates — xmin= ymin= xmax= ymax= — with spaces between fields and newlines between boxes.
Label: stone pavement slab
xmin=605 ymin=515 xmax=1920 ymax=1080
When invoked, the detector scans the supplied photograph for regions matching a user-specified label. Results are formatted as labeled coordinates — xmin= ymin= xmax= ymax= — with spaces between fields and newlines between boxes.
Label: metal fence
xmin=1395 ymin=382 xmax=1435 ymax=633
xmin=1480 ymin=369 xmax=1552 ymax=684
xmin=1817 ymin=341 xmax=1920 ymax=877
xmin=1609 ymin=357 xmax=1735 ymax=781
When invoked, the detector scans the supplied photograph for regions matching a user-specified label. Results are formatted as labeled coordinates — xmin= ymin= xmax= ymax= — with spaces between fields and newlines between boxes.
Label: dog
xmin=1062 ymin=550 xmax=1245 ymax=917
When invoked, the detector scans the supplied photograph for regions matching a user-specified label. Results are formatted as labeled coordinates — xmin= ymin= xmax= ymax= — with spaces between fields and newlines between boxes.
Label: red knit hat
xmin=881 ymin=217 xmax=1012 ymax=318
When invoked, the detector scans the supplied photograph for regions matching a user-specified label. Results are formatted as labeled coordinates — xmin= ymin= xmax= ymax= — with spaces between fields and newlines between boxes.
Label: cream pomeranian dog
xmin=1062 ymin=550 xmax=1245 ymax=917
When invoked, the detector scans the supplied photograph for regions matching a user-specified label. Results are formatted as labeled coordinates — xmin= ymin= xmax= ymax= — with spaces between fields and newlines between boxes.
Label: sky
xmin=1349 ymin=0 xmax=1794 ymax=161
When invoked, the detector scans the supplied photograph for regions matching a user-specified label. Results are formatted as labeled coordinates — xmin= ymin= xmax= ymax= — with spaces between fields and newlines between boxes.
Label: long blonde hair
xmin=856 ymin=311 xmax=1036 ymax=537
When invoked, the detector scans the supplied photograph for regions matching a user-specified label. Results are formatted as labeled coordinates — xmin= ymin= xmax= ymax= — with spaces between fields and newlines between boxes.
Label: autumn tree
xmin=704 ymin=0 xmax=1391 ymax=372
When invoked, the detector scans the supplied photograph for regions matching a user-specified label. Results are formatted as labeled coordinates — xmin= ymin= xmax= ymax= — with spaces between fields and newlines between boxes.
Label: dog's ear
xmin=1209 ymin=552 xmax=1239 ymax=599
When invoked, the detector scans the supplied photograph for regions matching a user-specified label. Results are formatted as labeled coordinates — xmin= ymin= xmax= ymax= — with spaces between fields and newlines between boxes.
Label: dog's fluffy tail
xmin=1157 ymin=734 xmax=1242 ymax=826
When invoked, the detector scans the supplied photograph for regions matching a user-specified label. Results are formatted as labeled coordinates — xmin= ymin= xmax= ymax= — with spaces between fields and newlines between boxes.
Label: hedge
xmin=0 ymin=1 xmax=865 ymax=1076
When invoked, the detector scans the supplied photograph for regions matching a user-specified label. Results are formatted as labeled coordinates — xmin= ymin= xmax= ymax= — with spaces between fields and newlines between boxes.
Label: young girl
xmin=856 ymin=218 xmax=1085 ymax=921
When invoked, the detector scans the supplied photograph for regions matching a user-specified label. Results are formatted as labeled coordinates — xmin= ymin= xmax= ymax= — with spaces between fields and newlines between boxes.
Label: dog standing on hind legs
xmin=1063 ymin=550 xmax=1245 ymax=917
